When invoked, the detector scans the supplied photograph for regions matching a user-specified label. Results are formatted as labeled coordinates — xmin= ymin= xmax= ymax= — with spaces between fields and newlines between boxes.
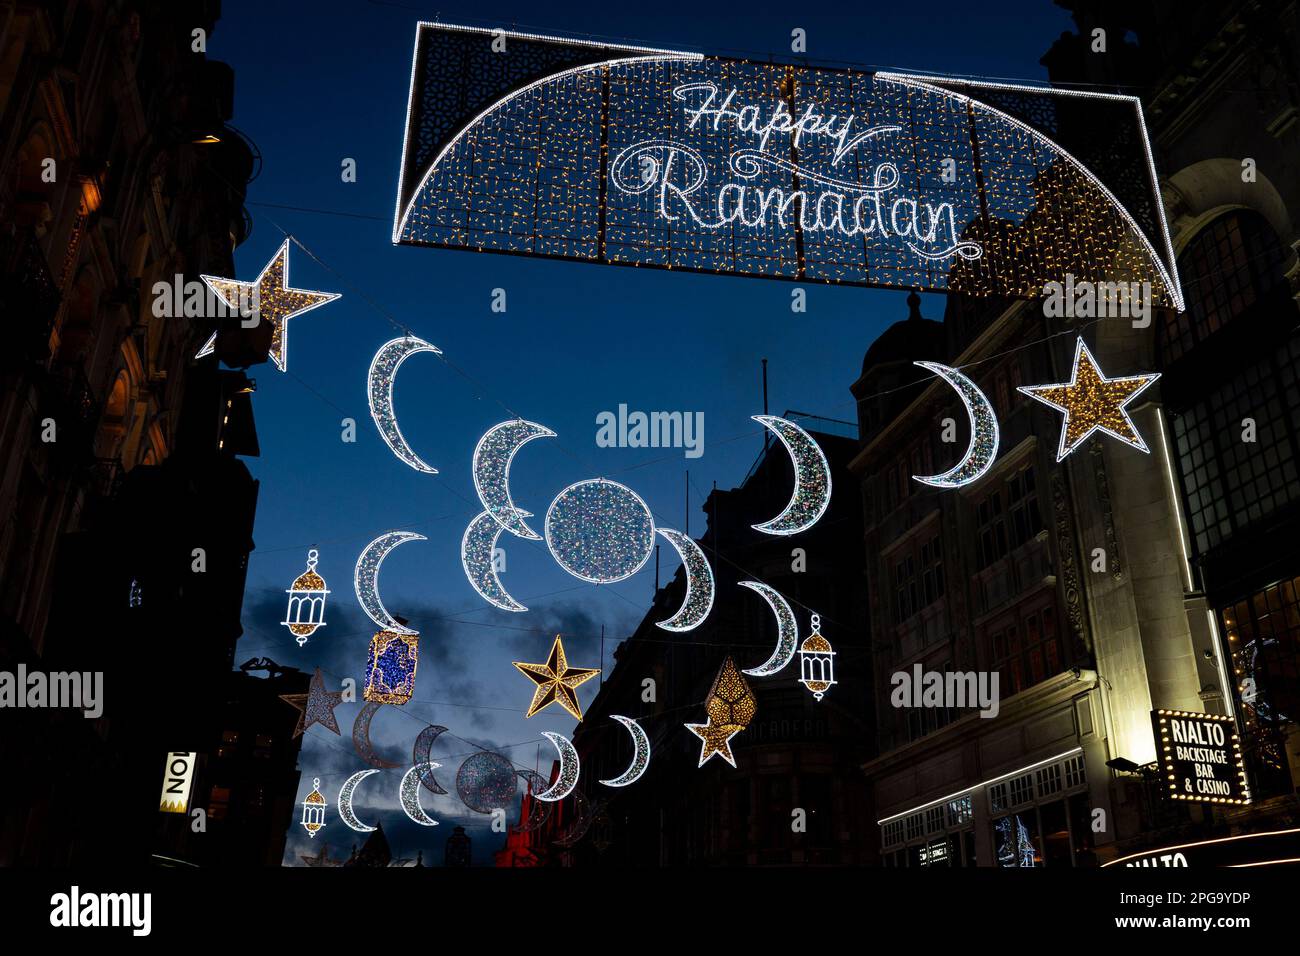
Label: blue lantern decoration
xmin=364 ymin=630 xmax=419 ymax=705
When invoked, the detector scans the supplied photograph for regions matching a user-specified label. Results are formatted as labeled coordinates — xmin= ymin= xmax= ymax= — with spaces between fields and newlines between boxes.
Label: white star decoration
xmin=194 ymin=239 xmax=340 ymax=371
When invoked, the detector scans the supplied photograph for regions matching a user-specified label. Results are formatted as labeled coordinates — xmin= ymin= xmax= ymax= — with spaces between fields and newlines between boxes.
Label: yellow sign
xmin=158 ymin=751 xmax=197 ymax=814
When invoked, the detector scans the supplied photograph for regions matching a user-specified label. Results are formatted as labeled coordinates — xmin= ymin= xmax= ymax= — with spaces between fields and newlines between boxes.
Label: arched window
xmin=1162 ymin=209 xmax=1288 ymax=365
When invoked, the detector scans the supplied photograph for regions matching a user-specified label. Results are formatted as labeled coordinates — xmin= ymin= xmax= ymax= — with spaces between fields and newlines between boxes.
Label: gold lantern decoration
xmin=283 ymin=549 xmax=329 ymax=646
xmin=300 ymin=777 xmax=327 ymax=837
xmin=798 ymin=613 xmax=836 ymax=701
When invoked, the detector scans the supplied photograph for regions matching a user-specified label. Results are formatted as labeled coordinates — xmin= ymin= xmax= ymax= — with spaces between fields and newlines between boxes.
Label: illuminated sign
xmin=158 ymin=751 xmax=197 ymax=814
xmin=1151 ymin=709 xmax=1250 ymax=805
xmin=1102 ymin=828 xmax=1300 ymax=868
xmin=393 ymin=23 xmax=1181 ymax=309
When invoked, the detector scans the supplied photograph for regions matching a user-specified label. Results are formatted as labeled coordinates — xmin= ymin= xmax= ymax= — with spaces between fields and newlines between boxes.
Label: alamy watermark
xmin=891 ymin=664 xmax=1000 ymax=719
xmin=0 ymin=665 xmax=102 ymax=718
xmin=596 ymin=404 xmax=704 ymax=459
xmin=151 ymin=274 xmax=259 ymax=325
xmin=1042 ymin=275 xmax=1152 ymax=328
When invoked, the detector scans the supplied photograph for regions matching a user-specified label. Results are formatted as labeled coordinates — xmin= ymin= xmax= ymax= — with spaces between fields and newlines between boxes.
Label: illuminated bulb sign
xmin=393 ymin=22 xmax=1182 ymax=310
xmin=1102 ymin=828 xmax=1300 ymax=868
xmin=1151 ymin=709 xmax=1250 ymax=806
xmin=158 ymin=751 xmax=197 ymax=814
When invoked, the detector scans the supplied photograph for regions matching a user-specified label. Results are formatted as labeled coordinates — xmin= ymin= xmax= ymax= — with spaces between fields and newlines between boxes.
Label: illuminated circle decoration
xmin=337 ymin=769 xmax=381 ymax=833
xmin=598 ymin=715 xmax=651 ymax=788
xmin=354 ymin=531 xmax=424 ymax=635
xmin=413 ymin=725 xmax=449 ymax=796
xmin=911 ymin=362 xmax=1001 ymax=488
xmin=515 ymin=770 xmax=554 ymax=833
xmin=455 ymin=751 xmax=518 ymax=814
xmin=654 ymin=527 xmax=714 ymax=632
xmin=194 ymin=239 xmax=341 ymax=371
xmin=532 ymin=732 xmax=580 ymax=803
xmin=399 ymin=763 xmax=441 ymax=826
xmin=751 ymin=416 xmax=831 ymax=536
xmin=738 ymin=581 xmax=799 ymax=677
xmin=544 ymin=478 xmax=655 ymax=584
xmin=473 ymin=419 xmax=556 ymax=540
xmin=461 ymin=510 xmax=527 ymax=612
xmin=1017 ymin=337 xmax=1160 ymax=462
xmin=352 ymin=701 xmax=403 ymax=769
xmin=367 ymin=335 xmax=443 ymax=474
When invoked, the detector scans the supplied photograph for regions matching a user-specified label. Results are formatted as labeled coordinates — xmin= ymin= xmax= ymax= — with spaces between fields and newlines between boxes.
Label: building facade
xmin=859 ymin=0 xmax=1300 ymax=867
xmin=562 ymin=416 xmax=875 ymax=865
xmin=0 ymin=1 xmax=270 ymax=865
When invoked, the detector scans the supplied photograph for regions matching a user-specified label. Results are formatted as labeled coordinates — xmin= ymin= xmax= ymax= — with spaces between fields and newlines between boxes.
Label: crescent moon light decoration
xmin=413 ymin=725 xmax=449 ymax=796
xmin=739 ymin=581 xmax=799 ymax=677
xmin=399 ymin=763 xmax=441 ymax=826
xmin=515 ymin=769 xmax=554 ymax=833
xmin=654 ymin=528 xmax=714 ymax=632
xmin=353 ymin=701 xmax=404 ymax=769
xmin=911 ymin=362 xmax=1001 ymax=488
xmin=337 ymin=769 xmax=380 ymax=833
xmin=354 ymin=531 xmax=425 ymax=635
xmin=368 ymin=335 xmax=442 ymax=474
xmin=598 ymin=715 xmax=651 ymax=788
xmin=461 ymin=510 xmax=528 ymax=612
xmin=552 ymin=791 xmax=598 ymax=848
xmin=751 ymin=415 xmax=831 ymax=536
xmin=532 ymin=731 xmax=580 ymax=803
xmin=473 ymin=419 xmax=555 ymax=540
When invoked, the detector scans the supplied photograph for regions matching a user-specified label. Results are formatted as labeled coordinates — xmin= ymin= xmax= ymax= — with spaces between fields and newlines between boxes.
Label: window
xmin=1163 ymin=211 xmax=1288 ymax=365
xmin=893 ymin=555 xmax=918 ymax=624
xmin=1006 ymin=466 xmax=1042 ymax=549
xmin=988 ymin=603 xmax=1066 ymax=696
xmin=976 ymin=490 xmax=1008 ymax=568
xmin=1220 ymin=575 xmax=1300 ymax=796
xmin=1171 ymin=333 xmax=1300 ymax=555
xmin=976 ymin=465 xmax=1042 ymax=569
xmin=987 ymin=756 xmax=1092 ymax=867
xmin=921 ymin=536 xmax=945 ymax=606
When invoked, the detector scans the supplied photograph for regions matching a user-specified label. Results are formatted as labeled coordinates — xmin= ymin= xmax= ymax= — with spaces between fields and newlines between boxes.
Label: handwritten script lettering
xmin=610 ymin=82 xmax=983 ymax=263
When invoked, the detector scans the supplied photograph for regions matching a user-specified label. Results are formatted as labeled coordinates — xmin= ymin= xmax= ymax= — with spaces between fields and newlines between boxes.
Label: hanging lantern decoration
xmin=364 ymin=630 xmax=419 ymax=705
xmin=798 ymin=613 xmax=836 ymax=701
xmin=282 ymin=549 xmax=329 ymax=646
xmin=300 ymin=777 xmax=327 ymax=837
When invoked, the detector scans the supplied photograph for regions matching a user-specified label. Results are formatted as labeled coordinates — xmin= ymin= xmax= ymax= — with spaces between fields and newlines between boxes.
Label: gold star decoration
xmin=1017 ymin=337 xmax=1160 ymax=461
xmin=686 ymin=656 xmax=757 ymax=768
xmin=280 ymin=667 xmax=345 ymax=738
xmin=513 ymin=635 xmax=600 ymax=720
xmin=195 ymin=238 xmax=340 ymax=371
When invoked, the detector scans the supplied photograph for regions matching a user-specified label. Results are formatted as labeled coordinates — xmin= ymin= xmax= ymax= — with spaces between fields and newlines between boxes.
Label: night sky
xmin=206 ymin=0 xmax=1077 ymax=865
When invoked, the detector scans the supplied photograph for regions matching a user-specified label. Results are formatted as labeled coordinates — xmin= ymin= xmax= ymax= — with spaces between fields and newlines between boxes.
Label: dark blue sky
xmin=208 ymin=0 xmax=1077 ymax=864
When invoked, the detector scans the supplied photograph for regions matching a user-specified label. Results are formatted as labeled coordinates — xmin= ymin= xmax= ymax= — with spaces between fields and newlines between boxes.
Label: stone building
xmin=0 ymin=1 xmax=264 ymax=864
xmin=859 ymin=0 xmax=1300 ymax=867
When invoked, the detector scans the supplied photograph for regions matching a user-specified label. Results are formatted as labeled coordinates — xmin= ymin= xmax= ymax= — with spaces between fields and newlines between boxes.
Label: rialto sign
xmin=1152 ymin=710 xmax=1250 ymax=806
xmin=393 ymin=22 xmax=1183 ymax=310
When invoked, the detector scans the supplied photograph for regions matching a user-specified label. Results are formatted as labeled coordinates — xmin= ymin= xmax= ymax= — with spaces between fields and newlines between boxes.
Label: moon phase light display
xmin=532 ymin=731 xmax=581 ymax=802
xmin=545 ymin=478 xmax=656 ymax=584
xmin=399 ymin=763 xmax=441 ymax=826
xmin=911 ymin=362 xmax=1001 ymax=488
xmin=654 ymin=528 xmax=714 ymax=632
xmin=598 ymin=715 xmax=651 ymax=788
xmin=751 ymin=416 xmax=832 ymax=536
xmin=337 ymin=769 xmax=380 ymax=833
xmin=739 ymin=581 xmax=800 ymax=677
xmin=455 ymin=751 xmax=519 ymax=813
xmin=367 ymin=335 xmax=443 ymax=474
xmin=354 ymin=531 xmax=424 ymax=635
xmin=473 ymin=419 xmax=555 ymax=539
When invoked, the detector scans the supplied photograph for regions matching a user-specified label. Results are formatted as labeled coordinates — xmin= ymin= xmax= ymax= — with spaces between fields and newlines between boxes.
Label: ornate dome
xmin=861 ymin=291 xmax=946 ymax=373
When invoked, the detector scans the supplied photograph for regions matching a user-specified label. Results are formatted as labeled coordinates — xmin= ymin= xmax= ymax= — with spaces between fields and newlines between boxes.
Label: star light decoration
xmin=280 ymin=667 xmax=345 ymax=738
xmin=686 ymin=656 xmax=757 ymax=768
xmin=1017 ymin=337 xmax=1160 ymax=461
xmin=512 ymin=634 xmax=600 ymax=720
xmin=194 ymin=239 xmax=340 ymax=371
